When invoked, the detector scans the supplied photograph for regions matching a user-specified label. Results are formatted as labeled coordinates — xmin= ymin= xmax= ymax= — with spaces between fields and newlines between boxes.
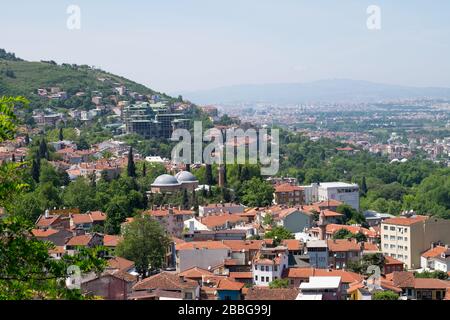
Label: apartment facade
xmin=381 ymin=216 xmax=450 ymax=269
xmin=302 ymin=182 xmax=359 ymax=210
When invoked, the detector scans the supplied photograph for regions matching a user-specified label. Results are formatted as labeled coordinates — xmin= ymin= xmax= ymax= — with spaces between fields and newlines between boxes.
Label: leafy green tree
xmin=262 ymin=213 xmax=274 ymax=226
xmin=372 ymin=291 xmax=399 ymax=300
xmin=31 ymin=159 xmax=40 ymax=183
xmin=116 ymin=216 xmax=170 ymax=278
xmin=58 ymin=127 xmax=64 ymax=141
xmin=240 ymin=177 xmax=274 ymax=207
xmin=265 ymin=226 xmax=294 ymax=244
xmin=269 ymin=278 xmax=289 ymax=289
xmin=414 ymin=270 xmax=448 ymax=280
xmin=205 ymin=164 xmax=213 ymax=185
xmin=0 ymin=96 xmax=27 ymax=141
xmin=332 ymin=228 xmax=353 ymax=240
xmin=62 ymin=177 xmax=97 ymax=213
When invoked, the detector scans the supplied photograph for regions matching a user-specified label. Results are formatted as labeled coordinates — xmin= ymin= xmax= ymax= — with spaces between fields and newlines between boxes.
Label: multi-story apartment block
xmin=273 ymin=184 xmax=304 ymax=206
xmin=381 ymin=215 xmax=450 ymax=269
xmin=252 ymin=246 xmax=289 ymax=286
xmin=306 ymin=240 xmax=329 ymax=269
xmin=302 ymin=182 xmax=359 ymax=210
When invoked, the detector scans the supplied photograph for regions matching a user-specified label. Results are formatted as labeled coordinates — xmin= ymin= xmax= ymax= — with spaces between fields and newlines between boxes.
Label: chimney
xmin=168 ymin=208 xmax=174 ymax=215
xmin=45 ymin=209 xmax=49 ymax=218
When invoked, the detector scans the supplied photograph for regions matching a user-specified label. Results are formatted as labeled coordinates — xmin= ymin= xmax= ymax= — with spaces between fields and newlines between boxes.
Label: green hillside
xmin=0 ymin=49 xmax=167 ymax=100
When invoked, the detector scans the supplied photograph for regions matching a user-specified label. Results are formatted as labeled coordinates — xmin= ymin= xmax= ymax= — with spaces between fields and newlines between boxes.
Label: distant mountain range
xmin=178 ymin=79 xmax=450 ymax=104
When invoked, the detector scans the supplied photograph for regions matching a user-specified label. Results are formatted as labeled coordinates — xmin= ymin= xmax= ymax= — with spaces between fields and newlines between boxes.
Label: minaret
xmin=218 ymin=165 xmax=225 ymax=188
xmin=317 ymin=210 xmax=328 ymax=240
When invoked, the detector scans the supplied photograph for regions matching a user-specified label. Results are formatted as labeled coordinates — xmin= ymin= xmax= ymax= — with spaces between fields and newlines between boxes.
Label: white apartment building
xmin=302 ymin=182 xmax=360 ymax=210
xmin=381 ymin=216 xmax=450 ymax=269
xmin=252 ymin=247 xmax=289 ymax=286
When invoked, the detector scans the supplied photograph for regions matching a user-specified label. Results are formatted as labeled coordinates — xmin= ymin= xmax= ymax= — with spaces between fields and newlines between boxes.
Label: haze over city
xmin=2 ymin=0 xmax=450 ymax=93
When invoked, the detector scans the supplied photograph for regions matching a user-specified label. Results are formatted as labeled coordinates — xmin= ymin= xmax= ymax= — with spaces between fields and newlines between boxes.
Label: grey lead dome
xmin=175 ymin=171 xmax=198 ymax=183
xmin=152 ymin=174 xmax=181 ymax=186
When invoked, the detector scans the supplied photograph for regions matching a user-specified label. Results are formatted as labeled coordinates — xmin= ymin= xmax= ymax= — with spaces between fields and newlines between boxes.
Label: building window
xmin=265 ymin=266 xmax=269 ymax=272
xmin=184 ymin=292 xmax=193 ymax=300
xmin=383 ymin=226 xmax=388 ymax=230
xmin=266 ymin=277 xmax=269 ymax=282
xmin=255 ymin=275 xmax=258 ymax=281
xmin=404 ymin=237 xmax=408 ymax=242
xmin=274 ymin=265 xmax=278 ymax=272
xmin=260 ymin=266 xmax=264 ymax=271
xmin=261 ymin=277 xmax=264 ymax=282
xmin=390 ymin=227 xmax=395 ymax=231
xmin=384 ymin=235 xmax=388 ymax=239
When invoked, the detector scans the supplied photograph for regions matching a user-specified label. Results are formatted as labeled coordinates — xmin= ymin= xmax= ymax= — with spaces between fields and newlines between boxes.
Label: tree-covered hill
xmin=0 ymin=49 xmax=167 ymax=101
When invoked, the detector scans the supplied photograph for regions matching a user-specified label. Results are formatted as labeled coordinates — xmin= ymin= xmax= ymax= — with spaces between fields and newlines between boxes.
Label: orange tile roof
xmin=414 ymin=278 xmax=450 ymax=289
xmin=200 ymin=214 xmax=246 ymax=229
xmin=107 ymin=257 xmax=135 ymax=271
xmin=71 ymin=214 xmax=92 ymax=224
xmin=245 ymin=288 xmax=300 ymax=300
xmin=48 ymin=246 xmax=65 ymax=255
xmin=133 ymin=272 xmax=198 ymax=291
xmin=65 ymin=234 xmax=93 ymax=246
xmin=179 ymin=267 xmax=213 ymax=279
xmin=383 ymin=216 xmax=428 ymax=226
xmin=274 ymin=184 xmax=303 ymax=193
xmin=327 ymin=239 xmax=361 ymax=252
xmin=104 ymin=235 xmax=122 ymax=247
xmin=421 ymin=246 xmax=447 ymax=258
xmin=311 ymin=224 xmax=378 ymax=238
xmin=216 ymin=278 xmax=245 ymax=291
xmin=222 ymin=240 xmax=264 ymax=252
xmin=36 ymin=215 xmax=60 ymax=228
xmin=282 ymin=239 xmax=303 ymax=251
xmin=176 ymin=241 xmax=230 ymax=251
xmin=229 ymin=272 xmax=253 ymax=279
xmin=384 ymin=255 xmax=404 ymax=266
xmin=145 ymin=208 xmax=195 ymax=217
xmin=32 ymin=228 xmax=59 ymax=237
xmin=285 ymin=268 xmax=363 ymax=284
xmin=89 ymin=211 xmax=106 ymax=221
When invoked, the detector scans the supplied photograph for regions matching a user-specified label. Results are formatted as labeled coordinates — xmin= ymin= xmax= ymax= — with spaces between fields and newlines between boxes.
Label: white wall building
xmin=302 ymin=182 xmax=360 ymax=210
xmin=252 ymin=247 xmax=289 ymax=286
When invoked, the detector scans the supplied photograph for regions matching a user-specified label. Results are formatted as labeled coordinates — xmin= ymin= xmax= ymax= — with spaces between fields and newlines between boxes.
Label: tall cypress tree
xmin=205 ymin=164 xmax=213 ymax=186
xmin=142 ymin=162 xmax=147 ymax=177
xmin=11 ymin=153 xmax=15 ymax=162
xmin=182 ymin=189 xmax=189 ymax=210
xmin=361 ymin=176 xmax=368 ymax=196
xmin=31 ymin=159 xmax=40 ymax=182
xmin=39 ymin=139 xmax=49 ymax=160
xmin=58 ymin=127 xmax=64 ymax=141
xmin=24 ymin=133 xmax=30 ymax=145
xmin=127 ymin=147 xmax=136 ymax=178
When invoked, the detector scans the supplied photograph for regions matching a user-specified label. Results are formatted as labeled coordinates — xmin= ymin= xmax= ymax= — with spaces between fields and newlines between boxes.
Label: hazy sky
xmin=1 ymin=0 xmax=450 ymax=93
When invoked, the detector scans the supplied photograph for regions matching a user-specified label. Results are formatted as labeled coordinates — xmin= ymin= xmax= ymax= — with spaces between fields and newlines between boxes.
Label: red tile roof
xmin=285 ymin=268 xmax=363 ymax=284
xmin=65 ymin=234 xmax=93 ymax=246
xmin=32 ymin=229 xmax=59 ymax=237
xmin=176 ymin=241 xmax=230 ymax=251
xmin=382 ymin=216 xmax=428 ymax=226
xmin=274 ymin=184 xmax=303 ymax=193
xmin=216 ymin=278 xmax=245 ymax=291
xmin=200 ymin=214 xmax=246 ymax=229
xmin=327 ymin=239 xmax=361 ymax=252
xmin=71 ymin=214 xmax=92 ymax=224
xmin=229 ymin=272 xmax=253 ymax=279
xmin=222 ymin=240 xmax=264 ymax=252
xmin=179 ymin=267 xmax=213 ymax=279
xmin=107 ymin=257 xmax=135 ymax=271
xmin=132 ymin=272 xmax=198 ymax=291
xmin=245 ymin=288 xmax=299 ymax=300
xmin=421 ymin=246 xmax=447 ymax=258
xmin=89 ymin=211 xmax=107 ymax=221
xmin=104 ymin=235 xmax=122 ymax=247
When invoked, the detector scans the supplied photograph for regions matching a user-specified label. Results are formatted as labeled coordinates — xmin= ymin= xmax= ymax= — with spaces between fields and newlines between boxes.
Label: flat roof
xmin=299 ymin=276 xmax=341 ymax=290
xmin=318 ymin=182 xmax=358 ymax=188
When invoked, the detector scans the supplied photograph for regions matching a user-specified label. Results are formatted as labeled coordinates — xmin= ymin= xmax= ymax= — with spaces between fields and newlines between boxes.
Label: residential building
xmin=273 ymin=184 xmax=304 ymax=206
xmin=252 ymin=246 xmax=289 ymax=286
xmin=327 ymin=239 xmax=361 ymax=270
xmin=130 ymin=272 xmax=200 ymax=300
xmin=298 ymin=276 xmax=343 ymax=300
xmin=175 ymin=241 xmax=231 ymax=272
xmin=381 ymin=215 xmax=450 ymax=269
xmin=302 ymin=182 xmax=360 ymax=210
xmin=306 ymin=240 xmax=329 ymax=269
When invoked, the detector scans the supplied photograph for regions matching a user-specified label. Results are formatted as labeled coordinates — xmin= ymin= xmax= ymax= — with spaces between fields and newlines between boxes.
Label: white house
xmin=252 ymin=247 xmax=289 ymax=286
